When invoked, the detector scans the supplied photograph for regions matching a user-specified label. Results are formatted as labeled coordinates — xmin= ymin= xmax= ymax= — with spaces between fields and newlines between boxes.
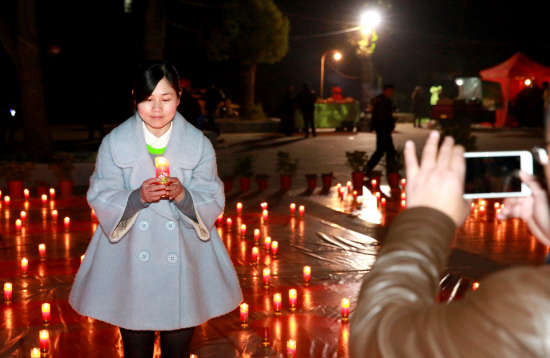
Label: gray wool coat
xmin=69 ymin=113 xmax=242 ymax=331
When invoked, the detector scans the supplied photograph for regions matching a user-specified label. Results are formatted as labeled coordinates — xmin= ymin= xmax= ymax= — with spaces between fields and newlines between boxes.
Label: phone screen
xmin=465 ymin=156 xmax=522 ymax=194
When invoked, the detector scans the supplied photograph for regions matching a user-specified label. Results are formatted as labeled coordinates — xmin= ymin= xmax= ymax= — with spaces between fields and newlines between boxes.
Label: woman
xmin=69 ymin=60 xmax=242 ymax=358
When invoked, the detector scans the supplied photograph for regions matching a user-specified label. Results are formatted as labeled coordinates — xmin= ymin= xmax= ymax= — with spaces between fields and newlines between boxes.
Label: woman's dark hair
xmin=132 ymin=60 xmax=181 ymax=104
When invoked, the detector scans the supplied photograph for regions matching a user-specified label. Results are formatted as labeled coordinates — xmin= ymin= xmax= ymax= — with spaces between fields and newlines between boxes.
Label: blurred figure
xmin=516 ymin=83 xmax=544 ymax=127
xmin=411 ymin=86 xmax=425 ymax=128
xmin=177 ymin=80 xmax=201 ymax=129
xmin=0 ymin=103 xmax=19 ymax=142
xmin=542 ymin=81 xmax=549 ymax=111
xmin=295 ymin=83 xmax=317 ymax=138
xmin=279 ymin=85 xmax=295 ymax=136
xmin=203 ymin=84 xmax=223 ymax=134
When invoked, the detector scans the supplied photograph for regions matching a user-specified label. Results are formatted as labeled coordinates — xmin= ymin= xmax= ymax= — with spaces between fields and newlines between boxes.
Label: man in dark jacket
xmin=365 ymin=84 xmax=396 ymax=175
xmin=295 ymin=83 xmax=317 ymax=137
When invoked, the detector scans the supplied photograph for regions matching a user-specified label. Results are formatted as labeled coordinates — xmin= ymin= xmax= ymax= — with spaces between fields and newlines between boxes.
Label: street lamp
xmin=320 ymin=51 xmax=342 ymax=98
xmin=360 ymin=11 xmax=381 ymax=34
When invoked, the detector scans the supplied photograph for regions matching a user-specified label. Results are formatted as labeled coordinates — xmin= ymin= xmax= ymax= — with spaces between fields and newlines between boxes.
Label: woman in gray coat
xmin=69 ymin=61 xmax=242 ymax=358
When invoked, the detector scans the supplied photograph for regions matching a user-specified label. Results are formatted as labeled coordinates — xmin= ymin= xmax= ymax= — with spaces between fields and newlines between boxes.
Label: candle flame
xmin=287 ymin=339 xmax=296 ymax=349
xmin=274 ymin=293 xmax=281 ymax=302
xmin=342 ymin=298 xmax=350 ymax=308
xmin=40 ymin=330 xmax=49 ymax=339
xmin=289 ymin=289 xmax=297 ymax=299
xmin=4 ymin=282 xmax=12 ymax=290
xmin=303 ymin=266 xmax=311 ymax=274
xmin=42 ymin=303 xmax=50 ymax=312
xmin=155 ymin=157 xmax=169 ymax=164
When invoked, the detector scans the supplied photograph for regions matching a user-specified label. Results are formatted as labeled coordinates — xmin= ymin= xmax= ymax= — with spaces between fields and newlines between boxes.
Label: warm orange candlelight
xmin=38 ymin=244 xmax=46 ymax=259
xmin=287 ymin=340 xmax=296 ymax=358
xmin=42 ymin=303 xmax=51 ymax=324
xmin=236 ymin=202 xmax=243 ymax=215
xmin=15 ymin=219 xmax=22 ymax=231
xmin=298 ymin=205 xmax=305 ymax=218
xmin=470 ymin=202 xmax=475 ymax=214
xmin=273 ymin=293 xmax=282 ymax=315
xmin=21 ymin=258 xmax=28 ymax=276
xmin=263 ymin=268 xmax=270 ymax=288
xmin=346 ymin=181 xmax=352 ymax=193
xmin=254 ymin=229 xmax=260 ymax=242
xmin=4 ymin=196 xmax=10 ymax=204
xmin=352 ymin=190 xmax=358 ymax=199
xmin=41 ymin=194 xmax=47 ymax=204
xmin=473 ymin=282 xmax=480 ymax=290
xmin=371 ymin=179 xmax=377 ymax=189
xmin=39 ymin=329 xmax=49 ymax=353
xmin=190 ymin=355 xmax=198 ymax=358
xmin=303 ymin=266 xmax=311 ymax=285
xmin=64 ymin=217 xmax=70 ymax=230
xmin=91 ymin=209 xmax=97 ymax=220
xmin=251 ymin=247 xmax=259 ymax=264
xmin=240 ymin=224 xmax=247 ymax=237
xmin=50 ymin=210 xmax=58 ymax=221
xmin=30 ymin=348 xmax=41 ymax=358
xmin=479 ymin=206 xmax=486 ymax=215
xmin=240 ymin=303 xmax=249 ymax=328
xmin=262 ymin=209 xmax=268 ymax=222
xmin=494 ymin=202 xmax=500 ymax=210
xmin=289 ymin=288 xmax=297 ymax=312
xmin=401 ymin=191 xmax=406 ymax=200
xmin=4 ymin=282 xmax=12 ymax=303
xmin=375 ymin=192 xmax=381 ymax=201
xmin=480 ymin=199 xmax=486 ymax=207
xmin=261 ymin=202 xmax=268 ymax=211
xmin=217 ymin=213 xmax=223 ymax=225
xmin=81 ymin=254 xmax=85 ymax=263
xmin=341 ymin=298 xmax=350 ymax=322
xmin=20 ymin=211 xmax=27 ymax=221
xmin=226 ymin=218 xmax=233 ymax=228
xmin=264 ymin=236 xmax=272 ymax=251
xmin=401 ymin=178 xmax=406 ymax=188
xmin=154 ymin=157 xmax=170 ymax=184
xmin=271 ymin=241 xmax=278 ymax=256
xmin=24 ymin=189 xmax=30 ymax=199
xmin=400 ymin=200 xmax=406 ymax=210
xmin=49 ymin=188 xmax=55 ymax=199
xmin=381 ymin=198 xmax=386 ymax=209
xmin=290 ymin=203 xmax=296 ymax=215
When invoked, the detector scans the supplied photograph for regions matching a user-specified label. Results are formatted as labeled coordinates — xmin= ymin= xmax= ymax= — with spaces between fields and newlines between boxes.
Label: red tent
xmin=480 ymin=52 xmax=550 ymax=126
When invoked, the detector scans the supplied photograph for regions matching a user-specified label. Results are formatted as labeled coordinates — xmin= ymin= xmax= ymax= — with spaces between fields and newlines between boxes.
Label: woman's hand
xmin=165 ymin=177 xmax=186 ymax=202
xmin=404 ymin=131 xmax=471 ymax=227
xmin=140 ymin=178 xmax=167 ymax=203
xmin=498 ymin=171 xmax=550 ymax=246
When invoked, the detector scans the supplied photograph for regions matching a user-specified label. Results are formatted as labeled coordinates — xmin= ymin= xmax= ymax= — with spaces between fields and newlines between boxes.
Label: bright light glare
xmin=360 ymin=11 xmax=381 ymax=30
xmin=334 ymin=52 xmax=342 ymax=61
xmin=525 ymin=79 xmax=532 ymax=86
xmin=9 ymin=109 xmax=15 ymax=117
xmin=455 ymin=79 xmax=464 ymax=86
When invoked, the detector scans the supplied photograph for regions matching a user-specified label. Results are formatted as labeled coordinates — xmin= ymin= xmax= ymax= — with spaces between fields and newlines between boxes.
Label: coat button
xmin=138 ymin=251 xmax=150 ymax=262
xmin=167 ymin=253 xmax=178 ymax=263
xmin=165 ymin=221 xmax=176 ymax=231
xmin=138 ymin=221 xmax=149 ymax=231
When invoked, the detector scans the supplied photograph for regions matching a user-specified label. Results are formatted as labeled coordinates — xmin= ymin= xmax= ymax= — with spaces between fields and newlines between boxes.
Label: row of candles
xmin=1 ymin=187 xmax=58 ymax=204
xmin=12 ymin=211 xmax=72 ymax=231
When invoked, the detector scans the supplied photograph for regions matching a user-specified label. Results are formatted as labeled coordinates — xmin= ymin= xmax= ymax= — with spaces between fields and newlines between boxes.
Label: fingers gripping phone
xmin=463 ymin=151 xmax=533 ymax=199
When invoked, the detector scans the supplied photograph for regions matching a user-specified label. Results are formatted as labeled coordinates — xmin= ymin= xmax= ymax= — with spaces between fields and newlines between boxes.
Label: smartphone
xmin=463 ymin=151 xmax=533 ymax=199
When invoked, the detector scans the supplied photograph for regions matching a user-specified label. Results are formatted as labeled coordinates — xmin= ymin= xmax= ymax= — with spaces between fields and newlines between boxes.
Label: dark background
xmin=1 ymin=0 xmax=549 ymax=124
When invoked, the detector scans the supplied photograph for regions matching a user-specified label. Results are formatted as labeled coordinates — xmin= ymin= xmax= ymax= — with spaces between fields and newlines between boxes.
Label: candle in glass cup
xmin=240 ymin=224 xmax=247 ymax=237
xmin=240 ymin=303 xmax=249 ymax=328
xmin=290 ymin=203 xmax=296 ymax=216
xmin=263 ymin=268 xmax=270 ymax=288
xmin=39 ymin=244 xmax=46 ymax=259
xmin=49 ymin=188 xmax=55 ymax=199
xmin=30 ymin=348 xmax=41 ymax=358
xmin=15 ymin=219 xmax=22 ymax=232
xmin=226 ymin=218 xmax=233 ymax=228
xmin=298 ymin=205 xmax=305 ymax=218
xmin=289 ymin=289 xmax=297 ymax=312
xmin=24 ymin=189 xmax=30 ymax=200
xmin=236 ymin=202 xmax=243 ymax=215
xmin=51 ymin=210 xmax=58 ymax=221
xmin=20 ymin=211 xmax=27 ymax=221
xmin=41 ymin=194 xmax=47 ymax=205
xmin=4 ymin=282 xmax=12 ymax=303
xmin=341 ymin=298 xmax=350 ymax=322
xmin=4 ymin=196 xmax=10 ymax=205
xmin=154 ymin=157 xmax=170 ymax=184
xmin=42 ymin=303 xmax=51 ymax=324
xmin=262 ymin=210 xmax=268 ymax=222
xmin=251 ymin=247 xmax=259 ymax=264
xmin=254 ymin=229 xmax=260 ymax=243
xmin=271 ymin=241 xmax=278 ymax=256
xmin=64 ymin=217 xmax=70 ymax=230
xmin=273 ymin=293 xmax=282 ymax=316
xmin=264 ymin=236 xmax=272 ymax=251
xmin=21 ymin=258 xmax=28 ymax=276
xmin=39 ymin=330 xmax=49 ymax=353
xmin=303 ymin=266 xmax=311 ymax=285
xmin=287 ymin=340 xmax=296 ymax=358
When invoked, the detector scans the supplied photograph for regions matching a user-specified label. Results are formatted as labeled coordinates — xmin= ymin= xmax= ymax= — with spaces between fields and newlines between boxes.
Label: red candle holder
xmin=261 ymin=202 xmax=268 ymax=211
xmin=38 ymin=244 xmax=46 ymax=260
xmin=401 ymin=178 xmax=406 ymax=189
xmin=42 ymin=303 xmax=51 ymax=325
xmin=226 ymin=218 xmax=233 ymax=229
xmin=352 ymin=191 xmax=358 ymax=200
xmin=236 ymin=202 xmax=242 ymax=215
xmin=287 ymin=339 xmax=296 ymax=358
xmin=289 ymin=203 xmax=296 ymax=216
xmin=251 ymin=247 xmax=259 ymax=264
xmin=264 ymin=236 xmax=272 ymax=251
xmin=341 ymin=298 xmax=350 ymax=322
xmin=240 ymin=224 xmax=247 ymax=237
xmin=298 ymin=205 xmax=305 ymax=219
xmin=289 ymin=289 xmax=297 ymax=312
xmin=91 ymin=209 xmax=97 ymax=220
xmin=262 ymin=210 xmax=268 ymax=222
xmin=303 ymin=266 xmax=311 ymax=286
xmin=4 ymin=196 xmax=10 ymax=205
xmin=375 ymin=192 xmax=381 ymax=202
xmin=64 ymin=217 xmax=70 ymax=230
xmin=24 ymin=189 xmax=30 ymax=200
xmin=21 ymin=258 xmax=28 ymax=276
xmin=20 ymin=211 xmax=27 ymax=221
xmin=271 ymin=241 xmax=278 ymax=257
xmin=15 ymin=219 xmax=22 ymax=232
xmin=253 ymin=229 xmax=260 ymax=243
xmin=41 ymin=195 xmax=47 ymax=205
xmin=51 ymin=210 xmax=58 ymax=222
xmin=401 ymin=191 xmax=406 ymax=200
xmin=240 ymin=303 xmax=249 ymax=328
xmin=494 ymin=202 xmax=500 ymax=210
xmin=273 ymin=293 xmax=281 ymax=316
xmin=39 ymin=329 xmax=49 ymax=354
xmin=49 ymin=188 xmax=55 ymax=200
xmin=473 ymin=282 xmax=480 ymax=291
xmin=346 ymin=181 xmax=352 ymax=194
xmin=217 ymin=213 xmax=223 ymax=225
xmin=400 ymin=200 xmax=407 ymax=210
xmin=4 ymin=282 xmax=12 ymax=304
xmin=381 ymin=198 xmax=386 ymax=210
xmin=262 ymin=326 xmax=270 ymax=347
xmin=263 ymin=268 xmax=270 ymax=289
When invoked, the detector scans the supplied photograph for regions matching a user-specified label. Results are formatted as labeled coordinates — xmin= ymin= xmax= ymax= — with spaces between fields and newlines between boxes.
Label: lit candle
xmin=38 ymin=244 xmax=46 ymax=259
xmin=4 ymin=196 xmax=10 ymax=205
xmin=226 ymin=218 xmax=233 ymax=228
xmin=30 ymin=348 xmax=41 ymax=358
xmin=264 ymin=236 xmax=272 ymax=251
xmin=24 ymin=189 xmax=30 ymax=200
xmin=15 ymin=219 xmax=22 ymax=232
xmin=271 ymin=241 xmax=278 ymax=256
xmin=353 ymin=190 xmax=358 ymax=200
xmin=39 ymin=329 xmax=49 ymax=353
xmin=81 ymin=254 xmax=85 ymax=263
xmin=42 ymin=303 xmax=51 ymax=324
xmin=298 ymin=205 xmax=305 ymax=218
xmin=290 ymin=203 xmax=296 ymax=216
xmin=338 ymin=187 xmax=345 ymax=199
xmin=479 ymin=206 xmax=486 ymax=215
xmin=341 ymin=298 xmax=350 ymax=322
xmin=41 ymin=194 xmax=47 ymax=205
xmin=400 ymin=200 xmax=406 ymax=210
xmin=51 ymin=210 xmax=58 ymax=221
xmin=375 ymin=192 xmax=381 ymax=202
xmin=240 ymin=224 xmax=247 ymax=237
xmin=480 ymin=199 xmax=486 ymax=207
xmin=4 ymin=282 xmax=12 ymax=303
xmin=263 ymin=268 xmax=270 ymax=288
xmin=217 ymin=213 xmax=223 ymax=225
xmin=273 ymin=293 xmax=282 ymax=316
xmin=381 ymin=198 xmax=386 ymax=209
xmin=287 ymin=339 xmax=296 ymax=358
xmin=261 ymin=202 xmax=268 ymax=211
xmin=371 ymin=179 xmax=377 ymax=190
xmin=251 ymin=247 xmax=259 ymax=264
xmin=494 ymin=202 xmax=500 ymax=210
xmin=401 ymin=191 xmax=406 ymax=200
xmin=21 ymin=258 xmax=28 ymax=276
xmin=154 ymin=157 xmax=170 ymax=185
xmin=303 ymin=266 xmax=311 ymax=285
xmin=190 ymin=355 xmax=198 ymax=358
xmin=254 ymin=229 xmax=260 ymax=243
xmin=20 ymin=211 xmax=27 ymax=221
xmin=346 ymin=181 xmax=352 ymax=193
xmin=289 ymin=288 xmax=297 ymax=312
xmin=64 ymin=217 xmax=70 ymax=230
xmin=236 ymin=202 xmax=243 ymax=215
xmin=262 ymin=209 xmax=268 ymax=222
xmin=262 ymin=326 xmax=270 ymax=347
xmin=401 ymin=178 xmax=406 ymax=188
xmin=496 ymin=208 xmax=502 ymax=215
xmin=49 ymin=188 xmax=55 ymax=199
xmin=91 ymin=209 xmax=97 ymax=220
xmin=240 ymin=303 xmax=249 ymax=328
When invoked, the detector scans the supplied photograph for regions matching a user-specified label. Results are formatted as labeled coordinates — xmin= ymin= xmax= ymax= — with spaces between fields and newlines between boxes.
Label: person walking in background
xmin=295 ymin=83 xmax=317 ymax=138
xmin=364 ymin=84 xmax=396 ymax=176
xmin=411 ymin=86 xmax=425 ymax=128
xmin=203 ymin=84 xmax=224 ymax=134
xmin=279 ymin=85 xmax=295 ymax=136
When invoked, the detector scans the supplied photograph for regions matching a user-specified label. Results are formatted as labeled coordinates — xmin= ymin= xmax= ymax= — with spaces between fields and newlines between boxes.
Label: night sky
xmin=1 ymin=0 xmax=549 ymax=123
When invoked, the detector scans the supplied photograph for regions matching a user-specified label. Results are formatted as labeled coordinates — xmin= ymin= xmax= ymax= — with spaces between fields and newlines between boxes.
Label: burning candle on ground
xmin=352 ymin=191 xmax=358 ymax=200
xmin=30 ymin=348 xmax=40 ymax=358
xmin=254 ymin=229 xmax=260 ymax=243
xmin=20 ymin=211 xmax=27 ymax=221
xmin=479 ymin=206 xmax=486 ymax=216
xmin=287 ymin=340 xmax=297 ymax=358
xmin=273 ymin=293 xmax=282 ymax=316
xmin=400 ymin=200 xmax=406 ymax=210
xmin=91 ymin=209 xmax=97 ymax=220
xmin=298 ymin=205 xmax=305 ymax=218
xmin=271 ymin=241 xmax=278 ymax=256
xmin=64 ymin=217 xmax=71 ymax=230
xmin=49 ymin=188 xmax=55 ymax=199
xmin=261 ymin=202 xmax=268 ymax=211
xmin=41 ymin=195 xmax=47 ymax=205
xmin=262 ymin=210 xmax=268 ymax=222
xmin=42 ymin=303 xmax=51 ymax=325
xmin=226 ymin=218 xmax=233 ymax=229
xmin=381 ymin=198 xmax=386 ymax=209
xmin=375 ymin=192 xmax=381 ymax=202
xmin=4 ymin=196 xmax=10 ymax=205
xmin=290 ymin=203 xmax=296 ymax=216
xmin=346 ymin=181 xmax=352 ymax=193
xmin=240 ymin=303 xmax=249 ymax=328
xmin=21 ymin=258 xmax=28 ymax=276
xmin=494 ymin=202 xmax=500 ymax=210
xmin=303 ymin=266 xmax=311 ymax=285
xmin=341 ymin=298 xmax=350 ymax=322
xmin=4 ymin=282 xmax=12 ymax=303
xmin=39 ymin=244 xmax=46 ymax=259
xmin=371 ymin=179 xmax=377 ymax=190
xmin=401 ymin=178 xmax=406 ymax=188
xmin=262 ymin=327 xmax=270 ymax=347
xmin=289 ymin=289 xmax=297 ymax=312
xmin=240 ymin=224 xmax=247 ymax=237
xmin=264 ymin=236 xmax=272 ymax=251
xmin=251 ymin=247 xmax=259 ymax=264
xmin=39 ymin=330 xmax=49 ymax=353
xmin=24 ymin=189 xmax=30 ymax=200
xmin=15 ymin=219 xmax=22 ymax=232
xmin=217 ymin=214 xmax=223 ymax=225
xmin=51 ymin=210 xmax=58 ymax=221
xmin=470 ymin=202 xmax=475 ymax=214
xmin=236 ymin=202 xmax=243 ymax=215
xmin=263 ymin=268 xmax=270 ymax=288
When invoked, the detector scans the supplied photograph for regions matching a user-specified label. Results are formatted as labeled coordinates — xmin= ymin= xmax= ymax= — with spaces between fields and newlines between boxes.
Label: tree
xmin=0 ymin=0 xmax=53 ymax=160
xmin=201 ymin=0 xmax=289 ymax=118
